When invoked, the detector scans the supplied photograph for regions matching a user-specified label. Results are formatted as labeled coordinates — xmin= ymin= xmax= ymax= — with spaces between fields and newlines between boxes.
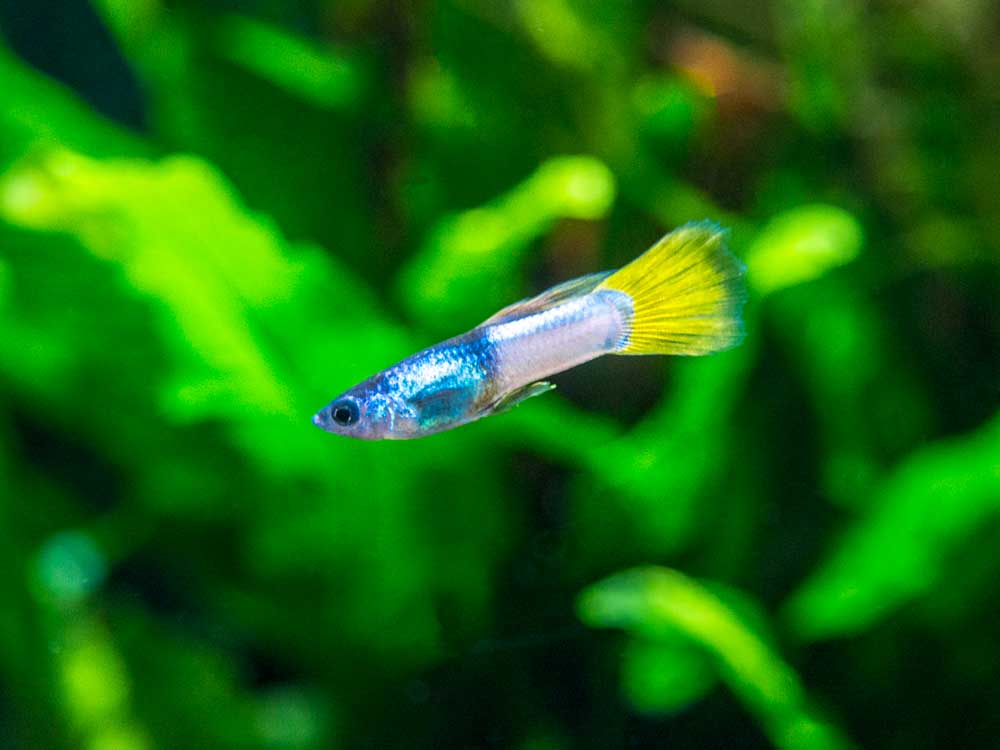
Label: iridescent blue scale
xmin=375 ymin=334 xmax=499 ymax=433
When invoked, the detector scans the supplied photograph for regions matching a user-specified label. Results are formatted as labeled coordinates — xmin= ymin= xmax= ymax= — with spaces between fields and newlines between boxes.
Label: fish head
xmin=312 ymin=385 xmax=415 ymax=440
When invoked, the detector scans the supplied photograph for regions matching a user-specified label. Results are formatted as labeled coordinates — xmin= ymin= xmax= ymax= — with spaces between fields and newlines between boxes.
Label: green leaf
xmin=397 ymin=155 xmax=616 ymax=330
xmin=0 ymin=149 xmax=298 ymax=417
xmin=785 ymin=414 xmax=1000 ymax=640
xmin=213 ymin=15 xmax=366 ymax=111
xmin=745 ymin=204 xmax=863 ymax=296
xmin=621 ymin=638 xmax=716 ymax=715
xmin=512 ymin=0 xmax=614 ymax=72
xmin=0 ymin=43 xmax=142 ymax=165
xmin=579 ymin=567 xmax=851 ymax=750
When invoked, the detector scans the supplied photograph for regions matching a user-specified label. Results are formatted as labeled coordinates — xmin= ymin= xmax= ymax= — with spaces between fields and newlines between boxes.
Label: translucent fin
xmin=490 ymin=381 xmax=555 ymax=414
xmin=480 ymin=271 xmax=613 ymax=326
xmin=598 ymin=221 xmax=745 ymax=356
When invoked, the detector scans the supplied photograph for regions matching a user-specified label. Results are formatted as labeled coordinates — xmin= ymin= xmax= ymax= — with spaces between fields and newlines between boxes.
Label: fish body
xmin=314 ymin=221 xmax=745 ymax=440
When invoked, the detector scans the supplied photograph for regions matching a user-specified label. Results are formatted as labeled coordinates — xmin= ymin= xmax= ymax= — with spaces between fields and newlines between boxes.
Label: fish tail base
xmin=598 ymin=221 xmax=746 ymax=356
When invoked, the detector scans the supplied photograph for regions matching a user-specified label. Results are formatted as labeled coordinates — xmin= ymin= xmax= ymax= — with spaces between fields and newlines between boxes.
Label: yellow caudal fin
xmin=598 ymin=221 xmax=746 ymax=355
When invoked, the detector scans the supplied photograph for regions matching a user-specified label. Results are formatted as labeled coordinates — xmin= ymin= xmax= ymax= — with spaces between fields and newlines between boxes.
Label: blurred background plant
xmin=0 ymin=1 xmax=997 ymax=749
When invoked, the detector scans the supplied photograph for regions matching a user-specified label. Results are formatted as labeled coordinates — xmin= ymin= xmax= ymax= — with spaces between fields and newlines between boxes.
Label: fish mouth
xmin=311 ymin=412 xmax=325 ymax=429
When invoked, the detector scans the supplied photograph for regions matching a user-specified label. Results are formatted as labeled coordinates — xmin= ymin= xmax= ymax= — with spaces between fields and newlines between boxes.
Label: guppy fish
xmin=314 ymin=221 xmax=745 ymax=440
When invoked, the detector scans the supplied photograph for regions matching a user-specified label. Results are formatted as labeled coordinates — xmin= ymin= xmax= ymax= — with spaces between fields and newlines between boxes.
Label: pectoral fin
xmin=490 ymin=381 xmax=556 ymax=414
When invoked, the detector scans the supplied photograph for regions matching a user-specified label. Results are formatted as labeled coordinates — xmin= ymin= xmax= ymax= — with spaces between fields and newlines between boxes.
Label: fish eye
xmin=330 ymin=400 xmax=359 ymax=427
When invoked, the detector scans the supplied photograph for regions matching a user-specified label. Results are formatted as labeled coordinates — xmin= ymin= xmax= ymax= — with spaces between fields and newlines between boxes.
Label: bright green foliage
xmin=1 ymin=150 xmax=305 ymax=418
xmin=0 ymin=2 xmax=998 ymax=749
xmin=579 ymin=567 xmax=851 ymax=749
xmin=745 ymin=205 xmax=863 ymax=296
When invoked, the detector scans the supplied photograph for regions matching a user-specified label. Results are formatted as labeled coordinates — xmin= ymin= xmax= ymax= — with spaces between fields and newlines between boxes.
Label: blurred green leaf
xmin=408 ymin=57 xmax=481 ymax=133
xmin=579 ymin=567 xmax=851 ymax=750
xmin=746 ymin=204 xmax=863 ymax=296
xmin=213 ymin=15 xmax=365 ymax=111
xmin=773 ymin=0 xmax=868 ymax=131
xmin=255 ymin=685 xmax=335 ymax=750
xmin=513 ymin=0 xmax=613 ymax=72
xmin=91 ymin=0 xmax=373 ymax=258
xmin=90 ymin=0 xmax=162 ymax=50
xmin=0 ymin=149 xmax=297 ymax=418
xmin=0 ymin=43 xmax=141 ymax=164
xmin=769 ymin=278 xmax=933 ymax=509
xmin=580 ymin=567 xmax=851 ymax=750
xmin=54 ymin=614 xmax=150 ymax=750
xmin=33 ymin=531 xmax=108 ymax=608
xmin=398 ymin=155 xmax=616 ymax=330
xmin=111 ymin=602 xmax=303 ymax=749
xmin=620 ymin=637 xmax=717 ymax=715
xmin=632 ymin=76 xmax=711 ymax=150
xmin=785 ymin=413 xmax=1000 ymax=641
xmin=573 ymin=347 xmax=752 ymax=554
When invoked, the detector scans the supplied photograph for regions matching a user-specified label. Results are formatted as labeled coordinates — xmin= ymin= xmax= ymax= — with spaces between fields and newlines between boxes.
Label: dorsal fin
xmin=479 ymin=271 xmax=613 ymax=327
